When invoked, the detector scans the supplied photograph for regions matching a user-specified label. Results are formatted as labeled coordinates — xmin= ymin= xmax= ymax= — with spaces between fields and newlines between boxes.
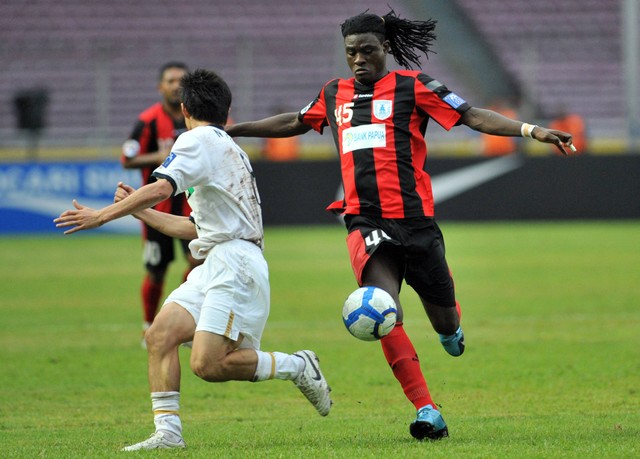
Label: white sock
xmin=151 ymin=391 xmax=182 ymax=437
xmin=253 ymin=351 xmax=305 ymax=382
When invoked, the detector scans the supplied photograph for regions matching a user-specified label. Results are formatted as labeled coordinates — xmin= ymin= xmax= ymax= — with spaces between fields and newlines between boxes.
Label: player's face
xmin=344 ymin=33 xmax=389 ymax=85
xmin=158 ymin=67 xmax=187 ymax=108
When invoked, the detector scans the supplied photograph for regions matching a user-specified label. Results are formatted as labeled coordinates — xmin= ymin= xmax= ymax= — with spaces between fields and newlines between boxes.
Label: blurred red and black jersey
xmin=299 ymin=70 xmax=470 ymax=218
xmin=123 ymin=102 xmax=188 ymax=214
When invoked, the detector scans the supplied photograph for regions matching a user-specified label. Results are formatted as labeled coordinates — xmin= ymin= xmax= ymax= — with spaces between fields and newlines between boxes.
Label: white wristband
xmin=520 ymin=123 xmax=537 ymax=138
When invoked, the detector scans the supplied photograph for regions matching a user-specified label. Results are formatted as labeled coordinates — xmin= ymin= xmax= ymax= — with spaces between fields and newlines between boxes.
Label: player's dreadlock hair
xmin=340 ymin=9 xmax=437 ymax=70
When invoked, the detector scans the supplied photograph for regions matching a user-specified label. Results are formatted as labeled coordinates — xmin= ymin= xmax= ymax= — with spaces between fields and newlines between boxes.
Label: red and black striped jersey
xmin=124 ymin=102 xmax=188 ymax=215
xmin=299 ymin=70 xmax=470 ymax=218
xmin=125 ymin=102 xmax=187 ymax=186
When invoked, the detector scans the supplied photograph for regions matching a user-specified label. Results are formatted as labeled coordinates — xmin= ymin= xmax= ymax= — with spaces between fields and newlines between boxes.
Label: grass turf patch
xmin=1 ymin=221 xmax=638 ymax=458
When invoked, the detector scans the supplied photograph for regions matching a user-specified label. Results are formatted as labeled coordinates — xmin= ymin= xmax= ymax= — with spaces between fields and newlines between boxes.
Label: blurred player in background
xmin=121 ymin=61 xmax=203 ymax=340
xmin=261 ymin=132 xmax=300 ymax=161
xmin=226 ymin=9 xmax=575 ymax=441
xmin=56 ymin=69 xmax=332 ymax=450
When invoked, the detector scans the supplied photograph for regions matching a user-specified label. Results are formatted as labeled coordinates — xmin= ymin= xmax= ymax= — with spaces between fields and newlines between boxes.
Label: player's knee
xmin=190 ymin=355 xmax=227 ymax=382
xmin=145 ymin=322 xmax=179 ymax=353
xmin=144 ymin=330 xmax=164 ymax=353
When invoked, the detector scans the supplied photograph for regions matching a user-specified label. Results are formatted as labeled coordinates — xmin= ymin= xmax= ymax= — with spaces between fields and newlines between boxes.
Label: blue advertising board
xmin=2 ymin=155 xmax=639 ymax=234
xmin=0 ymin=161 xmax=142 ymax=234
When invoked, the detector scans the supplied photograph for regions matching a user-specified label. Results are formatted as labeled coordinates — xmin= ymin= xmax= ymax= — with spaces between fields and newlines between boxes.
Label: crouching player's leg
xmin=122 ymin=240 xmax=331 ymax=452
xmin=187 ymin=240 xmax=332 ymax=417
xmin=122 ymin=302 xmax=195 ymax=451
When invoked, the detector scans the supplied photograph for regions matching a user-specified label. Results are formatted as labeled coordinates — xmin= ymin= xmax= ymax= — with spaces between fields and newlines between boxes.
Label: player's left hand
xmin=533 ymin=127 xmax=575 ymax=156
xmin=54 ymin=200 xmax=102 ymax=235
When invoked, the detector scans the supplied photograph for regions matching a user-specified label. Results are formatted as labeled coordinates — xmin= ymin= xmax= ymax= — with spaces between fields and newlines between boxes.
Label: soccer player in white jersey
xmin=54 ymin=69 xmax=332 ymax=450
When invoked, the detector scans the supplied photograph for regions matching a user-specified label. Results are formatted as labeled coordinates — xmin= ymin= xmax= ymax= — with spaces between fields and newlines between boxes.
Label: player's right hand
xmin=533 ymin=128 xmax=574 ymax=156
xmin=114 ymin=182 xmax=137 ymax=203
xmin=54 ymin=200 xmax=102 ymax=235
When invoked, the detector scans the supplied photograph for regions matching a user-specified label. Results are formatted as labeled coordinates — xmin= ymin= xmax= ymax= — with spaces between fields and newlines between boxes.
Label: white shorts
xmin=163 ymin=239 xmax=270 ymax=350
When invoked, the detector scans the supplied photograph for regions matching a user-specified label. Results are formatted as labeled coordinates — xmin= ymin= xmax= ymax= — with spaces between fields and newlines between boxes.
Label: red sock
xmin=380 ymin=322 xmax=435 ymax=410
xmin=141 ymin=275 xmax=163 ymax=324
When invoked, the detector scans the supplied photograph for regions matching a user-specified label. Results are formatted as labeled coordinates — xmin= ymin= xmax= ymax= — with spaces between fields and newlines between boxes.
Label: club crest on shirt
xmin=373 ymin=100 xmax=392 ymax=120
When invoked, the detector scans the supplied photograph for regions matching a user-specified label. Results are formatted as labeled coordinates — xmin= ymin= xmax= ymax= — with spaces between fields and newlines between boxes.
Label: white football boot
xmin=292 ymin=350 xmax=332 ymax=416
xmin=122 ymin=431 xmax=186 ymax=451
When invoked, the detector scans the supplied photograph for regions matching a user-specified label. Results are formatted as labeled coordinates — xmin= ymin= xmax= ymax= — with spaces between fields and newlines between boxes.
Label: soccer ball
xmin=342 ymin=286 xmax=397 ymax=341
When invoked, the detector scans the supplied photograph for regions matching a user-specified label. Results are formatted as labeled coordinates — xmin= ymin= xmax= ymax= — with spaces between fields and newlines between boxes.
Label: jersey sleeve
xmin=128 ymin=119 xmax=146 ymax=142
xmin=121 ymin=120 xmax=145 ymax=159
xmin=151 ymin=131 xmax=203 ymax=196
xmin=415 ymin=74 xmax=471 ymax=131
xmin=298 ymin=83 xmax=333 ymax=134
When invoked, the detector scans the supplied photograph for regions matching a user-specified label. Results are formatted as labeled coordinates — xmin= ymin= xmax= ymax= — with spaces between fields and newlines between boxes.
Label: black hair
xmin=180 ymin=69 xmax=231 ymax=125
xmin=158 ymin=61 xmax=189 ymax=81
xmin=340 ymin=9 xmax=437 ymax=69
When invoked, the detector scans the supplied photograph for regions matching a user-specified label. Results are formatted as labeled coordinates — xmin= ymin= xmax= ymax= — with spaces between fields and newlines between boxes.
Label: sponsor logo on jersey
xmin=342 ymin=124 xmax=386 ymax=153
xmin=162 ymin=152 xmax=176 ymax=167
xmin=373 ymin=100 xmax=393 ymax=120
xmin=443 ymin=92 xmax=466 ymax=109
xmin=353 ymin=93 xmax=373 ymax=99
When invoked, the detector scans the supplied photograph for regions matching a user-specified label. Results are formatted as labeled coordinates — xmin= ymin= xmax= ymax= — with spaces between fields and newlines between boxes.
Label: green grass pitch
xmin=1 ymin=221 xmax=638 ymax=458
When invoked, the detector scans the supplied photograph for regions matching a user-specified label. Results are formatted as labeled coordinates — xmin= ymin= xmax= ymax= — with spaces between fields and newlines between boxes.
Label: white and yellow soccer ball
xmin=342 ymin=286 xmax=397 ymax=341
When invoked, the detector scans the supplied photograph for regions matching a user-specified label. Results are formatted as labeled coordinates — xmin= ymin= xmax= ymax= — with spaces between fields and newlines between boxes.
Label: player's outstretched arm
xmin=226 ymin=112 xmax=311 ymax=138
xmin=461 ymin=107 xmax=575 ymax=155
xmin=54 ymin=180 xmax=173 ymax=235
xmin=114 ymin=182 xmax=197 ymax=240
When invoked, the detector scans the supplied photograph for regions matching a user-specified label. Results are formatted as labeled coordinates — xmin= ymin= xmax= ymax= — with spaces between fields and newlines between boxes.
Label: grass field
xmin=1 ymin=221 xmax=639 ymax=458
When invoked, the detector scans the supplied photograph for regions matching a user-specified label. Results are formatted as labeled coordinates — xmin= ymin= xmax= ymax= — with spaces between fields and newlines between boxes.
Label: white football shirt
xmin=152 ymin=125 xmax=263 ymax=259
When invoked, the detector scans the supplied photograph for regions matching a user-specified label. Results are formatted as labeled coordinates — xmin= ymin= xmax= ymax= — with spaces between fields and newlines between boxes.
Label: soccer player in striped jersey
xmin=226 ymin=9 xmax=574 ymax=441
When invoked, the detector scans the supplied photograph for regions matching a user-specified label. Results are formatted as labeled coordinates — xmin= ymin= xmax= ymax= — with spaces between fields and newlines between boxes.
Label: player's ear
xmin=382 ymin=40 xmax=391 ymax=54
xmin=181 ymin=103 xmax=190 ymax=119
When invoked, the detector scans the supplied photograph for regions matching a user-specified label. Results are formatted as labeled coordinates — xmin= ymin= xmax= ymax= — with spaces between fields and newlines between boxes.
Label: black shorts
xmin=344 ymin=215 xmax=456 ymax=308
xmin=143 ymin=224 xmax=191 ymax=272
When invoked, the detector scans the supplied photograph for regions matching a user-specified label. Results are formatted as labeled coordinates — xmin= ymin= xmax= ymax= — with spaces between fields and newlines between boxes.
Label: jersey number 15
xmin=335 ymin=102 xmax=354 ymax=126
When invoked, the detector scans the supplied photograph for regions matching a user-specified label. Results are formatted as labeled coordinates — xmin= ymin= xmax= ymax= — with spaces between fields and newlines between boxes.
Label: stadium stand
xmin=0 ymin=1 xmax=417 ymax=149
xmin=455 ymin=0 xmax=626 ymax=142
xmin=0 ymin=0 xmax=630 ymax=153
